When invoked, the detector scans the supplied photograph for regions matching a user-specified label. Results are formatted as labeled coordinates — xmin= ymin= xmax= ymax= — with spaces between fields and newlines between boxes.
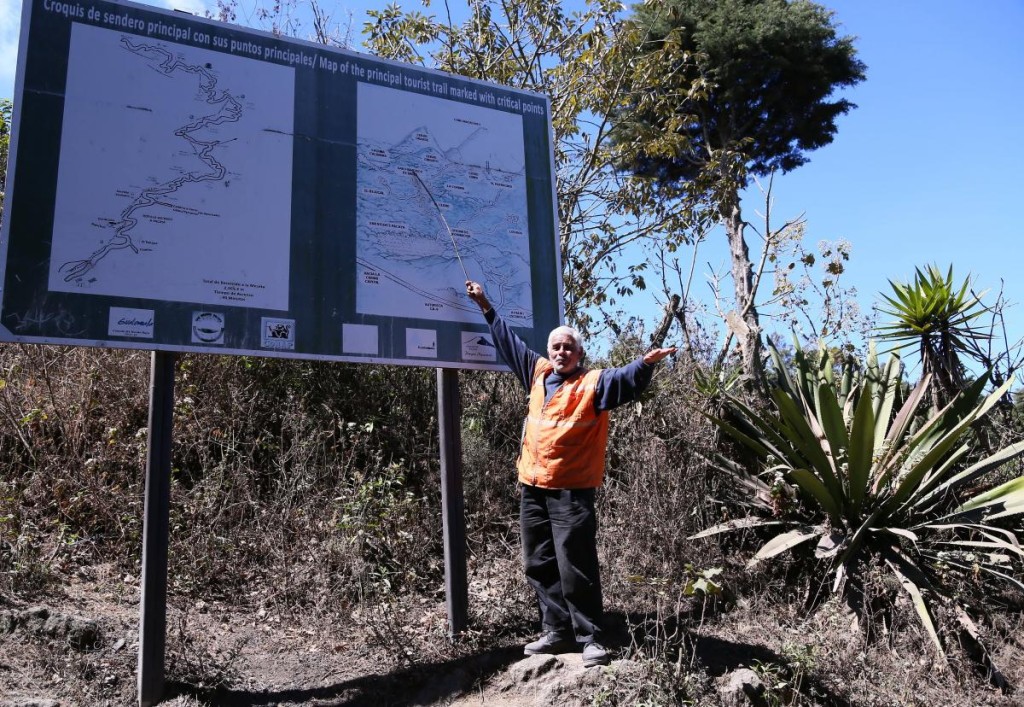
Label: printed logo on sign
xmin=262 ymin=317 xmax=296 ymax=350
xmin=461 ymin=332 xmax=497 ymax=362
xmin=108 ymin=307 xmax=154 ymax=339
xmin=191 ymin=312 xmax=225 ymax=345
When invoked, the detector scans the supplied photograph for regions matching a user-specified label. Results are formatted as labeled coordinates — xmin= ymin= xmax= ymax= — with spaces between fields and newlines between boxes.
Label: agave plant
xmin=695 ymin=341 xmax=1024 ymax=681
xmin=876 ymin=264 xmax=989 ymax=409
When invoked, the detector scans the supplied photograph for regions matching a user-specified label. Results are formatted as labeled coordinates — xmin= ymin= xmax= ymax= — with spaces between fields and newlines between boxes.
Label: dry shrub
xmin=0 ymin=347 xmax=450 ymax=610
xmin=460 ymin=369 xmax=552 ymax=637
xmin=165 ymin=607 xmax=246 ymax=689
xmin=0 ymin=345 xmax=150 ymax=596
xmin=165 ymin=355 xmax=446 ymax=611
xmin=459 ymin=369 xmax=524 ymax=533
xmin=3 ymin=339 xmax=1022 ymax=707
xmin=597 ymin=353 xmax=733 ymax=594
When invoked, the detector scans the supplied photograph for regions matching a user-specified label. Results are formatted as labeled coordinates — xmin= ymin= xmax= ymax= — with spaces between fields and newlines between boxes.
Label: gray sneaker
xmin=582 ymin=641 xmax=610 ymax=667
xmin=524 ymin=632 xmax=576 ymax=656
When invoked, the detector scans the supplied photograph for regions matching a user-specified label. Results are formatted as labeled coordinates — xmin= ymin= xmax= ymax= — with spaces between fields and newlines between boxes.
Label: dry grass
xmin=2 ymin=343 xmax=1022 ymax=705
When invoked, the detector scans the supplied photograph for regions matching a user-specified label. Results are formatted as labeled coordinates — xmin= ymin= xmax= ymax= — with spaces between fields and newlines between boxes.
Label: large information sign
xmin=0 ymin=0 xmax=562 ymax=370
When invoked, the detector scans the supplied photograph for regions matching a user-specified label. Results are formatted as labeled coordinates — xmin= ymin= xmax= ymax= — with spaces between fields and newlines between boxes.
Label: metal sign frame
xmin=1 ymin=0 xmax=563 ymax=370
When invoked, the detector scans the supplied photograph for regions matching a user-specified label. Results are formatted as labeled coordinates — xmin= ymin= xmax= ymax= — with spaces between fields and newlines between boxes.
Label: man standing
xmin=465 ymin=280 xmax=676 ymax=667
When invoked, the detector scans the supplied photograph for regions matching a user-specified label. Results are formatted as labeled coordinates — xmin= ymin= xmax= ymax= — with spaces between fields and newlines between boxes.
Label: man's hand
xmin=466 ymin=280 xmax=492 ymax=312
xmin=643 ymin=347 xmax=677 ymax=365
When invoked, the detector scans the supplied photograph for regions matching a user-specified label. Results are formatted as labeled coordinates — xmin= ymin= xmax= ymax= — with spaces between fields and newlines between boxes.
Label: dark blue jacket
xmin=484 ymin=309 xmax=654 ymax=409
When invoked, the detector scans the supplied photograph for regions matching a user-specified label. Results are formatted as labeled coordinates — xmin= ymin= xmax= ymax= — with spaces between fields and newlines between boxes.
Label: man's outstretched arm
xmin=596 ymin=346 xmax=678 ymax=411
xmin=466 ymin=280 xmax=538 ymax=391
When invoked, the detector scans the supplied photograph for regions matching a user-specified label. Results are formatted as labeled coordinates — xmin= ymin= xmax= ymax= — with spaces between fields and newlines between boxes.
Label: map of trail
xmin=47 ymin=23 xmax=295 ymax=310
xmin=355 ymin=82 xmax=534 ymax=327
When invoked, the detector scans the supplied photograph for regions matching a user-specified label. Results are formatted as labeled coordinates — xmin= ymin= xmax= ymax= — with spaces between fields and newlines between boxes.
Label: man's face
xmin=547 ymin=333 xmax=581 ymax=375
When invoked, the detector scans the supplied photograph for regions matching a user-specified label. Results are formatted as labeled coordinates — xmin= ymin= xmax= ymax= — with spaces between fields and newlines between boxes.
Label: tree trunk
xmin=650 ymin=294 xmax=681 ymax=350
xmin=722 ymin=195 xmax=765 ymax=391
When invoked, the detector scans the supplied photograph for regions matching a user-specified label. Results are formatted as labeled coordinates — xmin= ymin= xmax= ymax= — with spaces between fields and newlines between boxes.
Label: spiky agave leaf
xmin=846 ymin=380 xmax=876 ymax=515
xmin=951 ymin=605 xmax=1010 ymax=691
xmin=913 ymin=440 xmax=1024 ymax=512
xmin=877 ymin=265 xmax=989 ymax=346
xmin=944 ymin=475 xmax=1024 ymax=524
xmin=769 ymin=389 xmax=843 ymax=502
xmin=869 ymin=350 xmax=902 ymax=450
xmin=747 ymin=526 xmax=824 ymax=568
xmin=885 ymin=378 xmax=1012 ymax=514
xmin=703 ymin=450 xmax=776 ymax=512
xmin=883 ymin=549 xmax=944 ymax=656
xmin=786 ymin=468 xmax=842 ymax=521
xmin=918 ymin=532 xmax=1024 ymax=593
xmin=690 ymin=516 xmax=789 ymax=539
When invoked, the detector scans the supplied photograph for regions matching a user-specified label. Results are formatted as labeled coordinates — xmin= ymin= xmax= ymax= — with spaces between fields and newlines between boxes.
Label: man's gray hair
xmin=548 ymin=325 xmax=585 ymax=354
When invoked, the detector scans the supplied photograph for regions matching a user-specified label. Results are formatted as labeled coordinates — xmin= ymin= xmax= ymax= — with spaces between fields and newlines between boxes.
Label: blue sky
xmin=755 ymin=1 xmax=1024 ymax=352
xmin=3 ymin=0 xmax=1023 ymax=365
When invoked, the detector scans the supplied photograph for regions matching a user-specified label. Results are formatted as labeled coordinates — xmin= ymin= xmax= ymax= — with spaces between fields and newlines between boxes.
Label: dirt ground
xmin=4 ymin=563 xmax=1024 ymax=706
xmin=0 ymin=564 xmax=622 ymax=707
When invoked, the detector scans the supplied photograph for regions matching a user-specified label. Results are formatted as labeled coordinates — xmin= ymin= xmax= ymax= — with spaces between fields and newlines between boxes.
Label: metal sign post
xmin=137 ymin=351 xmax=176 ymax=706
xmin=437 ymin=368 xmax=468 ymax=635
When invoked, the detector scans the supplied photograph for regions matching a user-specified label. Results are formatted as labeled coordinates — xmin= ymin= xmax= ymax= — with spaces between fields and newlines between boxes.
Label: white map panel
xmin=47 ymin=23 xmax=295 ymax=310
xmin=355 ymin=82 xmax=534 ymax=327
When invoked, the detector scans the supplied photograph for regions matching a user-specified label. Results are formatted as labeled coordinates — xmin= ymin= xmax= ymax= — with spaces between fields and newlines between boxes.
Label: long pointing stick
xmin=411 ymin=171 xmax=471 ymax=282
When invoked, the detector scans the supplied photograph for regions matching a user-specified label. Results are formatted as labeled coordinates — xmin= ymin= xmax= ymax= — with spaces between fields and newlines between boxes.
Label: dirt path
xmin=1 ymin=568 xmax=616 ymax=707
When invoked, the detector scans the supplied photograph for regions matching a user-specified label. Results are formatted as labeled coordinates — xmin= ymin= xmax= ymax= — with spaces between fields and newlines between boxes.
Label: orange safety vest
xmin=517 ymin=360 xmax=610 ymax=489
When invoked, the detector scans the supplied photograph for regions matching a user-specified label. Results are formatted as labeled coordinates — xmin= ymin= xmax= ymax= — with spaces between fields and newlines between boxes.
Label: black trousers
xmin=520 ymin=484 xmax=603 ymax=644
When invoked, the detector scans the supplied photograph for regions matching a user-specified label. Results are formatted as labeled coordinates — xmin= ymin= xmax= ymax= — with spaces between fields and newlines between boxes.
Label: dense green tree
xmin=611 ymin=0 xmax=866 ymax=387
